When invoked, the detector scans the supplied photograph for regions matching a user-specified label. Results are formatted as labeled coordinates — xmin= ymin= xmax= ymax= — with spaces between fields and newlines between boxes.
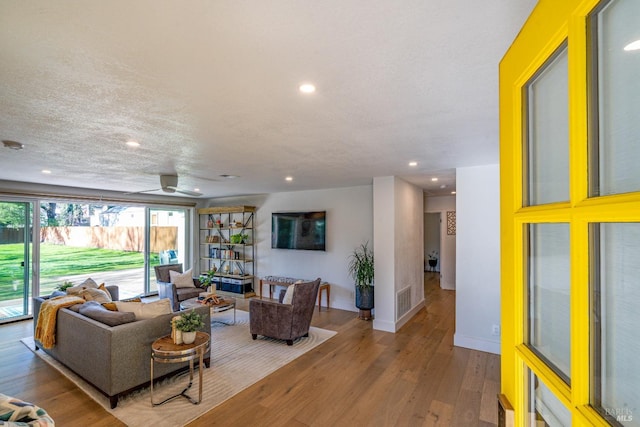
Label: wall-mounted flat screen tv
xmin=271 ymin=211 xmax=326 ymax=251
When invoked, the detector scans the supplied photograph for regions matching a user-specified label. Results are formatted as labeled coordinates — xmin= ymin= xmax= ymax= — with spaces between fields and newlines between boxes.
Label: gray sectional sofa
xmin=32 ymin=286 xmax=211 ymax=408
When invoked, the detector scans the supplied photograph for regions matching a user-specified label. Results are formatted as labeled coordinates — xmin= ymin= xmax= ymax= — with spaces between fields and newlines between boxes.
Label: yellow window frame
xmin=500 ymin=0 xmax=640 ymax=425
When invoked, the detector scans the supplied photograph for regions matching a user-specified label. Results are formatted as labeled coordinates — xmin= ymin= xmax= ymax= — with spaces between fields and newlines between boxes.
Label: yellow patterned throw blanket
xmin=35 ymin=295 xmax=85 ymax=349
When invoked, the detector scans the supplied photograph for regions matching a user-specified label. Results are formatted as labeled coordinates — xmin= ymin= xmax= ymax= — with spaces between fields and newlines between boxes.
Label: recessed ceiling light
xmin=285 ymin=176 xmax=293 ymax=181
xmin=431 ymin=177 xmax=438 ymax=182
xmin=42 ymin=169 xmax=52 ymax=174
xmin=440 ymin=184 xmax=447 ymax=189
xmin=451 ymin=191 xmax=457 ymax=195
xmin=623 ymin=40 xmax=640 ymax=51
xmin=194 ymin=188 xmax=200 ymax=192
xmin=409 ymin=161 xmax=418 ymax=167
xmin=126 ymin=140 xmax=140 ymax=147
xmin=299 ymin=83 xmax=316 ymax=94
xmin=2 ymin=140 xmax=24 ymax=150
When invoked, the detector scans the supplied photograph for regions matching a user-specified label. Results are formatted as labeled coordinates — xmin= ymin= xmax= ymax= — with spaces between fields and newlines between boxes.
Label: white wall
xmin=372 ymin=177 xmax=394 ymax=329
xmin=424 ymin=195 xmax=456 ymax=289
xmin=454 ymin=164 xmax=501 ymax=354
xmin=373 ymin=176 xmax=424 ymax=332
xmin=203 ymin=185 xmax=373 ymax=312
xmin=394 ymin=178 xmax=425 ymax=327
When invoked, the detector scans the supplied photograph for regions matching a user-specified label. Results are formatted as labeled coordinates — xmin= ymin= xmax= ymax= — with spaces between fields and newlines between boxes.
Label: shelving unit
xmin=198 ymin=206 xmax=256 ymax=298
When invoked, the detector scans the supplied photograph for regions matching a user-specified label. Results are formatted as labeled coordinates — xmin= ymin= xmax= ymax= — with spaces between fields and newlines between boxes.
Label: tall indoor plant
xmin=348 ymin=241 xmax=374 ymax=320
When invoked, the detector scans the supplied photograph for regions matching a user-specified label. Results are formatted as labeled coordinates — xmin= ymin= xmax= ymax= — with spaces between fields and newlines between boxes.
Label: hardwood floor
xmin=0 ymin=274 xmax=500 ymax=426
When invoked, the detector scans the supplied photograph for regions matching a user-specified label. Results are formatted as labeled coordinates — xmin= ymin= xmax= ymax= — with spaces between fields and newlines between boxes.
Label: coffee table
xmin=180 ymin=296 xmax=236 ymax=325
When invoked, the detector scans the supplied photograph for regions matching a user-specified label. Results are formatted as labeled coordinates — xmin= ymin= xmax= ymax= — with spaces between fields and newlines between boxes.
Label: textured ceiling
xmin=0 ymin=1 xmax=536 ymax=199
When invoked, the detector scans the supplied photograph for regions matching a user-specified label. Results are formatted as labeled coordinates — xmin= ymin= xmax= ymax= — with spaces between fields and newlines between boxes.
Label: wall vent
xmin=396 ymin=286 xmax=411 ymax=320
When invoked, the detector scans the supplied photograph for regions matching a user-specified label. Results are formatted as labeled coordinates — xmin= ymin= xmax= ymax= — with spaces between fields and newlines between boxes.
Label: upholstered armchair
xmin=250 ymin=278 xmax=321 ymax=345
xmin=154 ymin=264 xmax=204 ymax=312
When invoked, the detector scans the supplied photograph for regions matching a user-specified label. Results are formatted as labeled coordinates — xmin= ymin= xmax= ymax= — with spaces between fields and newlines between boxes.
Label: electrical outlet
xmin=492 ymin=324 xmax=500 ymax=336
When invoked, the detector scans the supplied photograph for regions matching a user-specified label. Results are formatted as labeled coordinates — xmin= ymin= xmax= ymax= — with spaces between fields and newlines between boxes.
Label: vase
xmin=355 ymin=286 xmax=374 ymax=320
xmin=182 ymin=331 xmax=196 ymax=344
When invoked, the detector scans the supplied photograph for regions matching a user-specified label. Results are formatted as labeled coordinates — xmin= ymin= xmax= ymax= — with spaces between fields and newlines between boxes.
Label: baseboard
xmin=372 ymin=318 xmax=395 ymax=332
xmin=453 ymin=333 xmax=501 ymax=355
xmin=440 ymin=279 xmax=456 ymax=290
xmin=395 ymin=300 xmax=425 ymax=331
xmin=372 ymin=300 xmax=424 ymax=333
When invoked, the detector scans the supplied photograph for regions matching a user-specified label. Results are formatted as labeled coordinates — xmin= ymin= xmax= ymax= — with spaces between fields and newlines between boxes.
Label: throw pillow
xmin=65 ymin=285 xmax=83 ymax=295
xmin=102 ymin=297 xmax=141 ymax=311
xmin=80 ymin=277 xmax=99 ymax=289
xmin=79 ymin=286 xmax=112 ymax=303
xmin=282 ymin=284 xmax=296 ymax=304
xmin=170 ymin=268 xmax=195 ymax=288
xmin=102 ymin=302 xmax=117 ymax=311
xmin=66 ymin=303 xmax=84 ymax=312
xmin=66 ymin=277 xmax=99 ymax=295
xmin=98 ymin=283 xmax=110 ymax=296
xmin=79 ymin=302 xmax=136 ymax=327
xmin=115 ymin=299 xmax=172 ymax=320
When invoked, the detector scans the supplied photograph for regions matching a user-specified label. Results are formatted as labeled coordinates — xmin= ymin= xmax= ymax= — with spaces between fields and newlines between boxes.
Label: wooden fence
xmin=0 ymin=228 xmax=25 ymax=244
xmin=3 ymin=226 xmax=181 ymax=252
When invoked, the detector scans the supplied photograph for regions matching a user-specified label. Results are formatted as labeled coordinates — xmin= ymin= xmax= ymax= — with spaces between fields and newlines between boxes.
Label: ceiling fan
xmin=127 ymin=174 xmax=203 ymax=197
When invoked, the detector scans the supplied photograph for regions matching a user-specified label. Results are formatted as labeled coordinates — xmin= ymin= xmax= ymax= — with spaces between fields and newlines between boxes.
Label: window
xmin=524 ymin=44 xmax=569 ymax=206
xmin=527 ymin=223 xmax=571 ymax=382
xmin=591 ymin=223 xmax=640 ymax=423
xmin=528 ymin=369 xmax=572 ymax=427
xmin=589 ymin=0 xmax=640 ymax=197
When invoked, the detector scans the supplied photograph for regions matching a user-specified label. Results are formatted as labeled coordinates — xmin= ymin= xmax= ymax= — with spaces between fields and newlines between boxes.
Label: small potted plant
xmin=56 ymin=280 xmax=74 ymax=292
xmin=230 ymin=233 xmax=249 ymax=244
xmin=174 ymin=310 xmax=204 ymax=344
xmin=348 ymin=241 xmax=374 ymax=320
xmin=199 ymin=268 xmax=217 ymax=291
xmin=428 ymin=251 xmax=438 ymax=272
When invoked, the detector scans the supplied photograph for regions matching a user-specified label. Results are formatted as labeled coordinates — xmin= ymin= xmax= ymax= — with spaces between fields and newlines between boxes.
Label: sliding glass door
xmin=38 ymin=202 xmax=149 ymax=299
xmin=148 ymin=208 xmax=187 ymax=293
xmin=39 ymin=202 xmax=189 ymax=299
xmin=1 ymin=197 xmax=190 ymax=320
xmin=0 ymin=201 xmax=32 ymax=321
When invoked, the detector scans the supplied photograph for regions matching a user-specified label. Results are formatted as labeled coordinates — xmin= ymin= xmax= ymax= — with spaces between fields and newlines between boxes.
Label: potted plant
xmin=56 ymin=280 xmax=74 ymax=292
xmin=230 ymin=233 xmax=249 ymax=244
xmin=199 ymin=268 xmax=217 ymax=291
xmin=174 ymin=310 xmax=204 ymax=344
xmin=428 ymin=251 xmax=438 ymax=272
xmin=348 ymin=241 xmax=374 ymax=320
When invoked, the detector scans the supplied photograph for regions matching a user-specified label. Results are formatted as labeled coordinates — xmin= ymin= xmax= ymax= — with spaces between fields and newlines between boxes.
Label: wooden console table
xmin=259 ymin=276 xmax=330 ymax=311
xmin=318 ymin=282 xmax=330 ymax=311
xmin=259 ymin=277 xmax=295 ymax=300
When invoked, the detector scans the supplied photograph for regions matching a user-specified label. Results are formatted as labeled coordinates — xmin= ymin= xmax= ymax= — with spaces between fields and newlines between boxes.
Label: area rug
xmin=21 ymin=310 xmax=336 ymax=427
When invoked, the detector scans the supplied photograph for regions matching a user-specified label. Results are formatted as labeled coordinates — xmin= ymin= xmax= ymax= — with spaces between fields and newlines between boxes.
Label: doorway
xmin=424 ymin=212 xmax=440 ymax=273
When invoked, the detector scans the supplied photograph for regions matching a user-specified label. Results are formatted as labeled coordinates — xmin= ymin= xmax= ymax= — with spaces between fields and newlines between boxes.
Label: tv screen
xmin=271 ymin=211 xmax=326 ymax=251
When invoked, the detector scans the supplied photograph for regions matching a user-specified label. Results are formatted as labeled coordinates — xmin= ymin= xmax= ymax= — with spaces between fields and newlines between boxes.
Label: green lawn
xmin=0 ymin=243 xmax=158 ymax=301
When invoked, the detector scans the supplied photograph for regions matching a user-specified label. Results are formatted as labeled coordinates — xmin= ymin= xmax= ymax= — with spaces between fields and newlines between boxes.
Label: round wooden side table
xmin=150 ymin=331 xmax=210 ymax=406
